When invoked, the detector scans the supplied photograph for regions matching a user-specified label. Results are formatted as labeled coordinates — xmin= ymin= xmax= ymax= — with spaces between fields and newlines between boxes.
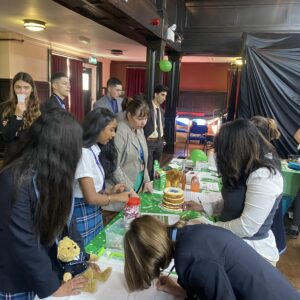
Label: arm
xmin=79 ymin=177 xmax=130 ymax=205
xmin=294 ymin=128 xmax=300 ymax=144
xmin=185 ymin=260 xmax=237 ymax=300
xmin=1 ymin=115 xmax=24 ymax=141
xmin=8 ymin=180 xmax=61 ymax=298
xmin=215 ymin=169 xmax=283 ymax=238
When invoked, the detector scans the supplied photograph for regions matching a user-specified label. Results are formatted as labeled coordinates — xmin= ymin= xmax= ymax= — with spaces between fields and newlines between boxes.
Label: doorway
xmin=82 ymin=67 xmax=92 ymax=116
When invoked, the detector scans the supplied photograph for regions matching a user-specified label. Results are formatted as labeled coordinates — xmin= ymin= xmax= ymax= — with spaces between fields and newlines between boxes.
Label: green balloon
xmin=190 ymin=149 xmax=207 ymax=163
xmin=159 ymin=60 xmax=172 ymax=72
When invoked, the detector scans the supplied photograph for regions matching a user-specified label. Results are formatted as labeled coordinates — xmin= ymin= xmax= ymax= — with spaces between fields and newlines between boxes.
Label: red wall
xmin=110 ymin=61 xmax=146 ymax=90
xmin=110 ymin=61 xmax=229 ymax=92
xmin=180 ymin=62 xmax=229 ymax=92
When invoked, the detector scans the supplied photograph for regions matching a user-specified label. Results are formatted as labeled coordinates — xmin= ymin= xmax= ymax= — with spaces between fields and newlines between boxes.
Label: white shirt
xmin=215 ymin=167 xmax=283 ymax=262
xmin=73 ymin=144 xmax=105 ymax=198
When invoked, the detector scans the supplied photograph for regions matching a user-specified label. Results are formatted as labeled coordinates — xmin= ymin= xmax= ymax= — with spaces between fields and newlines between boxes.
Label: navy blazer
xmin=174 ymin=225 xmax=299 ymax=300
xmin=0 ymin=167 xmax=85 ymax=298
xmin=40 ymin=94 xmax=65 ymax=114
xmin=143 ymin=104 xmax=165 ymax=138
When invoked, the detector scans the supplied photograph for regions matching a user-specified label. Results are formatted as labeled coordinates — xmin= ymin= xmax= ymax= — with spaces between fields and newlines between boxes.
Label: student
xmin=73 ymin=108 xmax=133 ymax=245
xmin=113 ymin=99 xmax=152 ymax=193
xmin=93 ymin=77 xmax=123 ymax=113
xmin=251 ymin=116 xmax=286 ymax=254
xmin=0 ymin=72 xmax=41 ymax=159
xmin=214 ymin=119 xmax=283 ymax=265
xmin=124 ymin=215 xmax=299 ymax=300
xmin=143 ymin=85 xmax=168 ymax=179
xmin=41 ymin=72 xmax=70 ymax=113
xmin=0 ymin=111 xmax=89 ymax=299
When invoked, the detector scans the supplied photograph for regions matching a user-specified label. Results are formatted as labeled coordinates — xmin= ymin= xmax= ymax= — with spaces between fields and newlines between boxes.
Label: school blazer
xmin=113 ymin=119 xmax=150 ymax=190
xmin=143 ymin=105 xmax=165 ymax=138
xmin=93 ymin=95 xmax=122 ymax=113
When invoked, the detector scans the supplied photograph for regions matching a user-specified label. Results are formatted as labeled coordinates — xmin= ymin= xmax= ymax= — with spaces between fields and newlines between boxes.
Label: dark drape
xmin=227 ymin=67 xmax=241 ymax=121
xmin=125 ymin=68 xmax=145 ymax=97
xmin=51 ymin=54 xmax=69 ymax=111
xmin=69 ymin=59 xmax=83 ymax=122
xmin=238 ymin=33 xmax=300 ymax=156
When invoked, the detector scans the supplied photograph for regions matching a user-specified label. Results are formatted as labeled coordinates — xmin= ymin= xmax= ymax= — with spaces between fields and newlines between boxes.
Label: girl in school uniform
xmin=0 ymin=111 xmax=89 ymax=299
xmin=73 ymin=108 xmax=133 ymax=245
xmin=124 ymin=215 xmax=299 ymax=300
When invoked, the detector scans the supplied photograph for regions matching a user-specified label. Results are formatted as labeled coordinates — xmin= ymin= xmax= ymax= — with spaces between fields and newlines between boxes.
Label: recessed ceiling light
xmin=23 ymin=19 xmax=46 ymax=32
xmin=79 ymin=36 xmax=91 ymax=44
xmin=111 ymin=49 xmax=123 ymax=56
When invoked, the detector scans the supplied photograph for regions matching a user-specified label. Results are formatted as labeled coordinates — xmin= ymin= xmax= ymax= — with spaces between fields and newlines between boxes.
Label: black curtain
xmin=238 ymin=33 xmax=300 ymax=156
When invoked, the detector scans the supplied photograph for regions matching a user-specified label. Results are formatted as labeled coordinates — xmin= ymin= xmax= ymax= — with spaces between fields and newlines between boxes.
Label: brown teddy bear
xmin=57 ymin=236 xmax=112 ymax=293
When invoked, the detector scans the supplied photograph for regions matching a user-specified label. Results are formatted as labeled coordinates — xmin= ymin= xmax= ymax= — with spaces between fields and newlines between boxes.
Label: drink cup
xmin=17 ymin=94 xmax=26 ymax=104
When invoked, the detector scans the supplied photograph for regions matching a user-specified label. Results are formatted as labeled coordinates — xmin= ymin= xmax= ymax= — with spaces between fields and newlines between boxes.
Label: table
xmin=36 ymin=165 xmax=221 ymax=300
xmin=281 ymin=163 xmax=300 ymax=199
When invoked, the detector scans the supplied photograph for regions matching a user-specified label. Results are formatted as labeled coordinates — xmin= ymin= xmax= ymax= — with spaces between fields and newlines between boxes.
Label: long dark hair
xmin=2 ymin=110 xmax=82 ymax=245
xmin=2 ymin=72 xmax=40 ymax=128
xmin=214 ymin=119 xmax=280 ymax=188
xmin=82 ymin=108 xmax=118 ymax=178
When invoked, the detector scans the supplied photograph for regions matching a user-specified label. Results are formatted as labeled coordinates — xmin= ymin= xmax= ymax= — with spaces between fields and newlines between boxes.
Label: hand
xmin=52 ymin=276 xmax=88 ymax=297
xmin=113 ymin=183 xmax=126 ymax=193
xmin=2 ymin=120 xmax=8 ymax=126
xmin=15 ymin=103 xmax=26 ymax=116
xmin=156 ymin=276 xmax=187 ymax=298
xmin=183 ymin=200 xmax=204 ymax=212
xmin=143 ymin=181 xmax=153 ymax=193
xmin=117 ymin=191 xmax=131 ymax=203
xmin=88 ymin=262 xmax=101 ymax=273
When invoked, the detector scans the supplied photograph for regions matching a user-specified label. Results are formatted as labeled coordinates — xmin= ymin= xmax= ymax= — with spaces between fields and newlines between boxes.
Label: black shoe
xmin=286 ymin=228 xmax=299 ymax=239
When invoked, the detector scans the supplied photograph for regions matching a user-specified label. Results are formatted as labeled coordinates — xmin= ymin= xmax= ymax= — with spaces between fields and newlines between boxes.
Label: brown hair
xmin=214 ymin=119 xmax=280 ymax=188
xmin=250 ymin=116 xmax=281 ymax=141
xmin=2 ymin=72 xmax=41 ymax=128
xmin=124 ymin=215 xmax=174 ymax=291
xmin=125 ymin=99 xmax=149 ymax=119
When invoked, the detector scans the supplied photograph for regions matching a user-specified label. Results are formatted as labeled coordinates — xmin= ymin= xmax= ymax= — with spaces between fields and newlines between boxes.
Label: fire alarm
xmin=151 ymin=18 xmax=160 ymax=26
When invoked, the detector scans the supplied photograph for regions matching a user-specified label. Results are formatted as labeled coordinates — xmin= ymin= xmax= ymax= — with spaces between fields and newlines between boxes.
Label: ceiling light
xmin=79 ymin=36 xmax=90 ymax=44
xmin=23 ymin=19 xmax=46 ymax=32
xmin=111 ymin=49 xmax=123 ymax=56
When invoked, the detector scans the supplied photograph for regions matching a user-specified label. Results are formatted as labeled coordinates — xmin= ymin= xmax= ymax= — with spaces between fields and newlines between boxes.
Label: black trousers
xmin=147 ymin=139 xmax=164 ymax=180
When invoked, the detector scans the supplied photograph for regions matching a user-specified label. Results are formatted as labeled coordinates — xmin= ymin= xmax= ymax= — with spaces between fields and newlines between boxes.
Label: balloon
xmin=159 ymin=60 xmax=172 ymax=72
xmin=190 ymin=149 xmax=207 ymax=163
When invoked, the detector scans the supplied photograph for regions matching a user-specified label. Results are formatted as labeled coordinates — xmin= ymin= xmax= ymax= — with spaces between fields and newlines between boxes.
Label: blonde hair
xmin=124 ymin=215 xmax=174 ymax=291
xmin=2 ymin=72 xmax=41 ymax=129
xmin=250 ymin=116 xmax=280 ymax=141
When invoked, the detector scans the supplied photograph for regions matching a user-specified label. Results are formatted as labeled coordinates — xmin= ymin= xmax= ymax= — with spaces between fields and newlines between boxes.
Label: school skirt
xmin=73 ymin=197 xmax=104 ymax=246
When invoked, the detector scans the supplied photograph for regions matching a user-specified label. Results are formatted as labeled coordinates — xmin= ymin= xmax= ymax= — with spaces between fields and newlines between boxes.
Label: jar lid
xmin=127 ymin=196 xmax=140 ymax=206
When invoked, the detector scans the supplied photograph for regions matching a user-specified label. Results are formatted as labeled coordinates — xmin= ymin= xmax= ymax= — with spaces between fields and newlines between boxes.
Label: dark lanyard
xmin=88 ymin=147 xmax=106 ymax=191
xmin=53 ymin=94 xmax=66 ymax=110
xmin=137 ymin=139 xmax=144 ymax=162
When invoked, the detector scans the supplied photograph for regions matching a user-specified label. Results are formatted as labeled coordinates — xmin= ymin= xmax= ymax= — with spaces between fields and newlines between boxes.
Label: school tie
xmin=156 ymin=107 xmax=161 ymax=138
xmin=111 ymin=99 xmax=118 ymax=114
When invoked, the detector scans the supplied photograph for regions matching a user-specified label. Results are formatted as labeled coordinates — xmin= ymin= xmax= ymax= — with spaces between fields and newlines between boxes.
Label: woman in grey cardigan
xmin=113 ymin=99 xmax=153 ymax=193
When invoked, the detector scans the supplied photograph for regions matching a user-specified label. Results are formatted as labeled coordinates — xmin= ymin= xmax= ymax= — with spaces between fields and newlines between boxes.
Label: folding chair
xmin=184 ymin=124 xmax=208 ymax=156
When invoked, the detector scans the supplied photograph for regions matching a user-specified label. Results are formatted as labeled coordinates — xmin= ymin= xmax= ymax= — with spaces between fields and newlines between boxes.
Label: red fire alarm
xmin=151 ymin=18 xmax=160 ymax=26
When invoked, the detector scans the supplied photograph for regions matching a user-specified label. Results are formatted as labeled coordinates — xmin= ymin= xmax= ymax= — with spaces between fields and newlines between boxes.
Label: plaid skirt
xmin=0 ymin=292 xmax=35 ymax=300
xmin=73 ymin=197 xmax=104 ymax=245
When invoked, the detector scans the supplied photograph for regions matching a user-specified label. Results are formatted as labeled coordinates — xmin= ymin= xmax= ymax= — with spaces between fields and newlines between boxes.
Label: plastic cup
xmin=17 ymin=94 xmax=26 ymax=104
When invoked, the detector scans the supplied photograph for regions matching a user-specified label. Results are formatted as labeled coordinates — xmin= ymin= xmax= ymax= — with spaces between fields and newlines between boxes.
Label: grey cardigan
xmin=113 ymin=119 xmax=150 ymax=191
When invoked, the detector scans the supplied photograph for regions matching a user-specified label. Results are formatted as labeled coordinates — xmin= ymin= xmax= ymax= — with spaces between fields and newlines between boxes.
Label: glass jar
xmin=124 ymin=196 xmax=141 ymax=228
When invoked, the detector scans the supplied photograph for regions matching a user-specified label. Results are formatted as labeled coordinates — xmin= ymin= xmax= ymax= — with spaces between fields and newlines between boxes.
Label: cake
xmin=162 ymin=187 xmax=184 ymax=211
